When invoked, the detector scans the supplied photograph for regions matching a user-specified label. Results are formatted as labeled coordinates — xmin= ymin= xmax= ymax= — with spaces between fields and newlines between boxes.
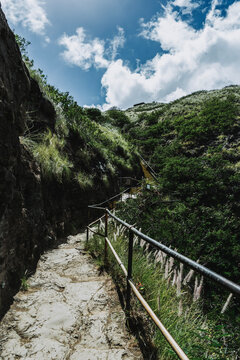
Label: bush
xmin=84 ymin=108 xmax=104 ymax=123
xmin=175 ymin=96 xmax=238 ymax=144
xmin=107 ymin=109 xmax=131 ymax=129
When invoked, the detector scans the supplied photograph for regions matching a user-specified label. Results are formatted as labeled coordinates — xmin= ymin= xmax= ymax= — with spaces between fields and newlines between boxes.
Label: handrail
xmin=87 ymin=218 xmax=189 ymax=360
xmin=88 ymin=215 xmax=105 ymax=228
xmin=139 ymin=154 xmax=159 ymax=181
xmin=88 ymin=187 xmax=133 ymax=209
xmin=104 ymin=236 xmax=189 ymax=360
xmin=87 ymin=197 xmax=240 ymax=359
xmin=106 ymin=209 xmax=240 ymax=296
xmin=87 ymin=211 xmax=190 ymax=359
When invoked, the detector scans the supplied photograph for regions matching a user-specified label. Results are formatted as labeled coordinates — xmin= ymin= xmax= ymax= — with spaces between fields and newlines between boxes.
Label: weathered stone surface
xmin=0 ymin=4 xmax=55 ymax=318
xmin=0 ymin=233 xmax=143 ymax=359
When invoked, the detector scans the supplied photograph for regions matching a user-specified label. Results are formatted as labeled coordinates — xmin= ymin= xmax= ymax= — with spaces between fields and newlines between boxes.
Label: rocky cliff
xmin=0 ymin=6 xmax=62 ymax=318
xmin=0 ymin=7 xmax=138 ymax=318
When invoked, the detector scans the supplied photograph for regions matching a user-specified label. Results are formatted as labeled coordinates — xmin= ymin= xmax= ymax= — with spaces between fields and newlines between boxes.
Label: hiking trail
xmin=0 ymin=232 xmax=143 ymax=360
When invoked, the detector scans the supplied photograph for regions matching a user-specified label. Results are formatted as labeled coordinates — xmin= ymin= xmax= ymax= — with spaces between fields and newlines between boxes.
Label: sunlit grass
xmin=21 ymin=130 xmax=73 ymax=182
xmin=75 ymin=171 xmax=94 ymax=189
xmin=86 ymin=221 xmax=234 ymax=360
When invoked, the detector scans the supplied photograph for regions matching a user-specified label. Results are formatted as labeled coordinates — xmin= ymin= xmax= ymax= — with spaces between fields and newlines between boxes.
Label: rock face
xmin=0 ymin=6 xmax=56 ymax=318
xmin=0 ymin=6 xmax=108 ymax=319
xmin=0 ymin=232 xmax=143 ymax=359
xmin=0 ymin=6 xmax=137 ymax=319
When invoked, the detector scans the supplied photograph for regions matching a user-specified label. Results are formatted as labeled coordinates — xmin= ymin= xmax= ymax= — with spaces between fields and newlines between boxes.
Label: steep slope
xmin=124 ymin=86 xmax=240 ymax=281
xmin=118 ymin=86 xmax=240 ymax=352
xmin=120 ymin=87 xmax=240 ymax=355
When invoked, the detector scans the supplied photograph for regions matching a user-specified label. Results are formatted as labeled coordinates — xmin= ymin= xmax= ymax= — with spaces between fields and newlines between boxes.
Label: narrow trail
xmin=0 ymin=232 xmax=143 ymax=360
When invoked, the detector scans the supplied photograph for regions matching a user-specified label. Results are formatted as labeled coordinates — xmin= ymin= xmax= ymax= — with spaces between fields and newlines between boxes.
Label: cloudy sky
xmin=1 ymin=0 xmax=240 ymax=109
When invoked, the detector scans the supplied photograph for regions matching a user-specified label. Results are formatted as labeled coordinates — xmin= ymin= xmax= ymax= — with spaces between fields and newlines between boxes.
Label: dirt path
xmin=0 ymin=233 xmax=143 ymax=360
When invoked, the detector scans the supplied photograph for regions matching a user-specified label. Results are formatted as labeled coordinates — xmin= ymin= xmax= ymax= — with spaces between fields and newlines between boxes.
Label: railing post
xmin=126 ymin=229 xmax=134 ymax=317
xmin=104 ymin=211 xmax=108 ymax=266
xmin=86 ymin=226 xmax=89 ymax=243
xmin=86 ymin=207 xmax=89 ymax=243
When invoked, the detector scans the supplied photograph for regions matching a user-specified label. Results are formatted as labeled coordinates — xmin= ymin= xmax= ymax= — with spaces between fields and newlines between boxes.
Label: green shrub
xmin=175 ymin=96 xmax=238 ymax=143
xmin=106 ymin=109 xmax=131 ymax=129
xmin=84 ymin=107 xmax=104 ymax=123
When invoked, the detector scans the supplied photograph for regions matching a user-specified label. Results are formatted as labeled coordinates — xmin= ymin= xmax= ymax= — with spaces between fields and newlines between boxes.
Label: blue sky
xmin=1 ymin=0 xmax=240 ymax=109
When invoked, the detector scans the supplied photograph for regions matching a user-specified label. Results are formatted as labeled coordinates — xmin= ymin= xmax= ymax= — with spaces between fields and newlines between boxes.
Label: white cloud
xmin=59 ymin=27 xmax=125 ymax=71
xmin=59 ymin=27 xmax=109 ymax=70
xmin=1 ymin=0 xmax=50 ymax=35
xmin=100 ymin=0 xmax=240 ymax=109
xmin=109 ymin=27 xmax=125 ymax=60
xmin=140 ymin=6 xmax=197 ymax=52
xmin=171 ymin=0 xmax=200 ymax=15
xmin=101 ymin=60 xmax=153 ymax=111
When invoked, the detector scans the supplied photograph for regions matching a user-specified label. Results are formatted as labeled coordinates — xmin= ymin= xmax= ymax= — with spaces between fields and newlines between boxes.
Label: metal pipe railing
xmin=88 ymin=187 xmax=132 ymax=210
xmin=106 ymin=209 xmax=240 ymax=297
xmin=87 ymin=197 xmax=240 ymax=359
xmin=128 ymin=279 xmax=189 ymax=360
xmin=88 ymin=223 xmax=189 ymax=360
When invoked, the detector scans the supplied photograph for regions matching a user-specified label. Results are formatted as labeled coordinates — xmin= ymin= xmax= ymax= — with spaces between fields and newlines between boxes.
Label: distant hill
xmin=126 ymin=85 xmax=240 ymax=120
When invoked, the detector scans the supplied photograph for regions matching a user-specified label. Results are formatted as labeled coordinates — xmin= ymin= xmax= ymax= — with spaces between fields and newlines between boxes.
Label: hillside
xmin=123 ymin=85 xmax=240 ymax=281
xmin=116 ymin=86 xmax=240 ymax=357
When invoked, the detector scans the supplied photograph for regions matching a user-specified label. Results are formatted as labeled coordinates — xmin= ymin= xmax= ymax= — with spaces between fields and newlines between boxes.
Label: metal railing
xmin=86 ymin=194 xmax=240 ymax=360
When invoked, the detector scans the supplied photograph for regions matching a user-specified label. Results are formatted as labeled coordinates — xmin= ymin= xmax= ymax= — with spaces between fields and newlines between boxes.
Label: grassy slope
xmin=16 ymin=35 xmax=138 ymax=192
xmin=20 ymin=72 xmax=138 ymax=193
xmin=124 ymin=85 xmax=240 ymax=280
xmin=117 ymin=85 xmax=240 ymax=358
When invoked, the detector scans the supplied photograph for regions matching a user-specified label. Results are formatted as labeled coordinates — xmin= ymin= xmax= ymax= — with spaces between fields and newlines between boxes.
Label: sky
xmin=1 ymin=0 xmax=240 ymax=110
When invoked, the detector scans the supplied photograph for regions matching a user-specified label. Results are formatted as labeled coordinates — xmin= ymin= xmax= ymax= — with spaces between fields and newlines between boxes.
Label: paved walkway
xmin=0 ymin=233 xmax=143 ymax=360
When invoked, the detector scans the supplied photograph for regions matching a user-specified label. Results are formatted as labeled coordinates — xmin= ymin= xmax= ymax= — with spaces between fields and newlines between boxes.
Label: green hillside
xmin=17 ymin=35 xmax=139 ymax=192
xmin=124 ymin=86 xmax=240 ymax=281
xmin=114 ymin=86 xmax=240 ymax=358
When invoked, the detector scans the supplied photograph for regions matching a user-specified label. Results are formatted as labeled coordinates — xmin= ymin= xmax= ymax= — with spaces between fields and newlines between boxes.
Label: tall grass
xmin=86 ymin=219 xmax=236 ymax=360
xmin=71 ymin=116 xmax=136 ymax=172
xmin=21 ymin=130 xmax=73 ymax=182
xmin=75 ymin=171 xmax=94 ymax=189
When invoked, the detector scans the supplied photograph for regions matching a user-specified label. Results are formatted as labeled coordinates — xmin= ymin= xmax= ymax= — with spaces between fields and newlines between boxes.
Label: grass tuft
xmin=21 ymin=130 xmax=73 ymax=182
xmin=75 ymin=171 xmax=94 ymax=189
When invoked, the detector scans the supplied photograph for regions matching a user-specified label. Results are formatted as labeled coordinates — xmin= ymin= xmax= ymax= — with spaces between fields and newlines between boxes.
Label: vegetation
xmin=32 ymin=130 xmax=73 ymax=181
xmin=75 ymin=171 xmax=94 ymax=189
xmin=20 ymin=271 xmax=29 ymax=292
xmin=87 ymin=220 xmax=238 ymax=359
xmin=124 ymin=90 xmax=240 ymax=283
xmin=119 ymin=88 xmax=240 ymax=358
xmin=105 ymin=109 xmax=131 ymax=131
xmin=16 ymin=34 xmax=137 ymax=188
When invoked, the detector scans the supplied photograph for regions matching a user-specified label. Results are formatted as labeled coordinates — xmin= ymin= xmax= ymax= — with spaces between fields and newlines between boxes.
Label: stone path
xmin=0 ymin=233 xmax=143 ymax=359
